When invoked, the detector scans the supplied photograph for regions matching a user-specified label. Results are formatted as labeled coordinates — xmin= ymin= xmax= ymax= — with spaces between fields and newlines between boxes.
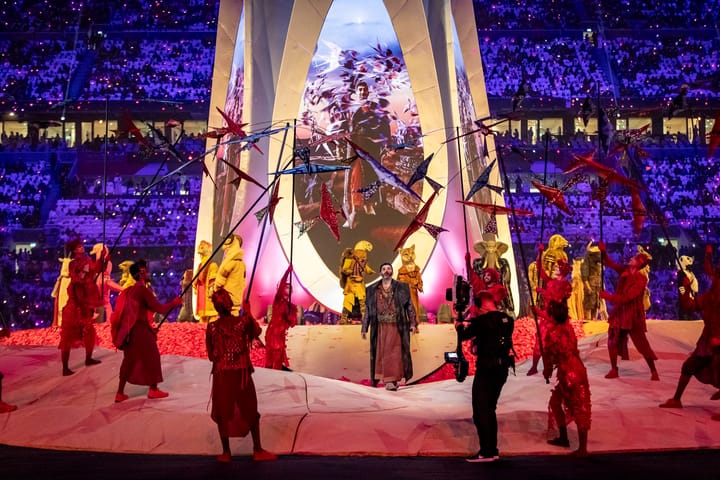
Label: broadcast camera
xmin=445 ymin=275 xmax=470 ymax=382
xmin=445 ymin=274 xmax=471 ymax=314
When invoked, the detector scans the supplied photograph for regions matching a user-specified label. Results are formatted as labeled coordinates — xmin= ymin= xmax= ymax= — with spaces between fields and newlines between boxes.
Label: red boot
xmin=148 ymin=388 xmax=169 ymax=399
xmin=253 ymin=449 xmax=277 ymax=461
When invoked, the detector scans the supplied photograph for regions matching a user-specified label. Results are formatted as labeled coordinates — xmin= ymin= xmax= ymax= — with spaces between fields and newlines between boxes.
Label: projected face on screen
xmin=294 ymin=0 xmax=426 ymax=275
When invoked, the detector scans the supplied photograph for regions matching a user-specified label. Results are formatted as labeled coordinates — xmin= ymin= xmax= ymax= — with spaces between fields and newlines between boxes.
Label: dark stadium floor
xmin=1 ymin=444 xmax=718 ymax=480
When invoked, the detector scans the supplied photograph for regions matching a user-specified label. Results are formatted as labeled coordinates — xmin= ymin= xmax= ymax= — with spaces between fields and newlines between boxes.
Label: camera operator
xmin=455 ymin=282 xmax=514 ymax=463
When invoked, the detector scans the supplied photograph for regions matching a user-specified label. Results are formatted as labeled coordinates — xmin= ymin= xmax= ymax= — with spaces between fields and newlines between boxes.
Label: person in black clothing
xmin=456 ymin=283 xmax=514 ymax=463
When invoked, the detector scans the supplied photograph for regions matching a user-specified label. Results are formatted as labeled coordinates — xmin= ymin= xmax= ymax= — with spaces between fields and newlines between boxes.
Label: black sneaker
xmin=466 ymin=452 xmax=499 ymax=463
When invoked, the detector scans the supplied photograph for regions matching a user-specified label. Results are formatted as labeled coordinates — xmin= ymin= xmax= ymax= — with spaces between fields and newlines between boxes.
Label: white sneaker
xmin=384 ymin=382 xmax=398 ymax=391
xmin=466 ymin=452 xmax=499 ymax=463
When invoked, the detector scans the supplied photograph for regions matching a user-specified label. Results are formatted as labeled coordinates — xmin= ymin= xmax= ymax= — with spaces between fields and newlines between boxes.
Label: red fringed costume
xmin=265 ymin=267 xmax=297 ymax=370
xmin=532 ymin=249 xmax=572 ymax=358
xmin=206 ymin=295 xmax=262 ymax=438
xmin=544 ymin=321 xmax=592 ymax=433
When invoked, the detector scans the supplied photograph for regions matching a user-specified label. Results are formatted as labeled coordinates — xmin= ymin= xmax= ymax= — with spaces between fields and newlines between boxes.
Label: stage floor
xmin=0 ymin=321 xmax=718 ymax=457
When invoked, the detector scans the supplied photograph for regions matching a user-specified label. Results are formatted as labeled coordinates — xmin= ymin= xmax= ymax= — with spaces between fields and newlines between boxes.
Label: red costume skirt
xmin=683 ymin=348 xmax=720 ymax=388
xmin=265 ymin=347 xmax=288 ymax=370
xmin=211 ymin=368 xmax=259 ymax=437
xmin=548 ymin=367 xmax=592 ymax=432
xmin=119 ymin=321 xmax=163 ymax=386
xmin=58 ymin=303 xmax=97 ymax=350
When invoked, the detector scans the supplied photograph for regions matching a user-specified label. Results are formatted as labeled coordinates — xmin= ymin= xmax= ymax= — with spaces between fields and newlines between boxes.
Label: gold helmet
xmin=548 ymin=234 xmax=569 ymax=250
xmin=354 ymin=240 xmax=373 ymax=252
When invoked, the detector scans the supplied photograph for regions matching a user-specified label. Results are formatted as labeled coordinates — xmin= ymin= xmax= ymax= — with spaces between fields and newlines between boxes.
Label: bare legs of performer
xmin=605 ymin=329 xmax=659 ymax=381
xmin=115 ymin=378 xmax=168 ymax=402
xmin=547 ymin=391 xmax=589 ymax=457
xmin=527 ymin=353 xmax=541 ymax=376
xmin=217 ymin=419 xmax=277 ymax=463
xmin=61 ymin=336 xmax=101 ymax=376
xmin=659 ymin=366 xmax=720 ymax=409
xmin=605 ymin=344 xmax=658 ymax=380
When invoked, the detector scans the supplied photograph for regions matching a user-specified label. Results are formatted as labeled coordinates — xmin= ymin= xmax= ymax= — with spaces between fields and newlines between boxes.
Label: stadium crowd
xmin=0 ymin=0 xmax=718 ymax=328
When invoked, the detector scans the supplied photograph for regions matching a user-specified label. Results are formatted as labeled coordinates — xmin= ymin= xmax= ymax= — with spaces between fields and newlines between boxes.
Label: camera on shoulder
xmin=445 ymin=275 xmax=470 ymax=382
xmin=445 ymin=275 xmax=471 ymax=313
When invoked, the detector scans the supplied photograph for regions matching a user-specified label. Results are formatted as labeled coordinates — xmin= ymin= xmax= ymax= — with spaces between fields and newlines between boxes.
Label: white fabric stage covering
xmin=0 ymin=321 xmax=718 ymax=457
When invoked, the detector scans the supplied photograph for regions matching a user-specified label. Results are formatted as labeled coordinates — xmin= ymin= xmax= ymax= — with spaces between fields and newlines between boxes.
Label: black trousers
xmin=471 ymin=365 xmax=508 ymax=457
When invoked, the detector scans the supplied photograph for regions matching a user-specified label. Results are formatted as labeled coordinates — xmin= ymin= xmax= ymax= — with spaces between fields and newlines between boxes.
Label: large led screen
xmin=291 ymin=0 xmax=426 ymax=275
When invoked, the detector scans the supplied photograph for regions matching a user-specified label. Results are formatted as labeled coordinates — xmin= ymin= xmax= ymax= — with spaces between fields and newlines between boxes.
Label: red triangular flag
xmin=393 ymin=192 xmax=438 ymax=251
xmin=319 ymin=183 xmax=340 ymax=241
xmin=630 ymin=190 xmax=647 ymax=234
xmin=531 ymin=180 xmax=572 ymax=215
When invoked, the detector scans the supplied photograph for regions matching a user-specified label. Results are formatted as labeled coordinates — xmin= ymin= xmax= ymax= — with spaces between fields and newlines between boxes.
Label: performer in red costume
xmin=598 ymin=242 xmax=659 ymax=380
xmin=543 ymin=300 xmax=591 ymax=457
xmin=660 ymin=245 xmax=720 ymax=415
xmin=528 ymin=243 xmax=573 ymax=376
xmin=207 ymin=288 xmax=277 ymax=463
xmin=114 ymin=260 xmax=181 ymax=402
xmin=0 ymin=326 xmax=17 ymax=413
xmin=265 ymin=266 xmax=297 ymax=371
xmin=465 ymin=252 xmax=508 ymax=318
xmin=59 ymin=239 xmax=106 ymax=376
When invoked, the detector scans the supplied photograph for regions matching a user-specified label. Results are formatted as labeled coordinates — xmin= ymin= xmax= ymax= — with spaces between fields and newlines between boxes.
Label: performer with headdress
xmin=90 ymin=243 xmax=123 ymax=323
xmin=193 ymin=240 xmax=218 ymax=323
xmin=637 ymin=245 xmax=653 ymax=313
xmin=527 ymin=243 xmax=573 ymax=376
xmin=214 ymin=235 xmax=246 ymax=316
xmin=472 ymin=236 xmax=514 ymax=315
xmin=677 ymin=254 xmax=699 ymax=320
xmin=265 ymin=266 xmax=297 ymax=370
xmin=51 ymin=256 xmax=71 ymax=327
xmin=118 ymin=260 xmax=136 ymax=289
xmin=580 ymin=242 xmax=604 ymax=321
xmin=598 ymin=242 xmax=659 ymax=381
xmin=177 ymin=269 xmax=195 ymax=322
xmin=59 ymin=239 xmax=106 ymax=376
xmin=567 ymin=259 xmax=585 ymax=321
xmin=466 ymin=265 xmax=508 ymax=319
xmin=339 ymin=240 xmax=375 ymax=325
xmin=207 ymin=288 xmax=277 ymax=463
xmin=396 ymin=244 xmax=424 ymax=323
xmin=528 ymin=234 xmax=569 ymax=307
